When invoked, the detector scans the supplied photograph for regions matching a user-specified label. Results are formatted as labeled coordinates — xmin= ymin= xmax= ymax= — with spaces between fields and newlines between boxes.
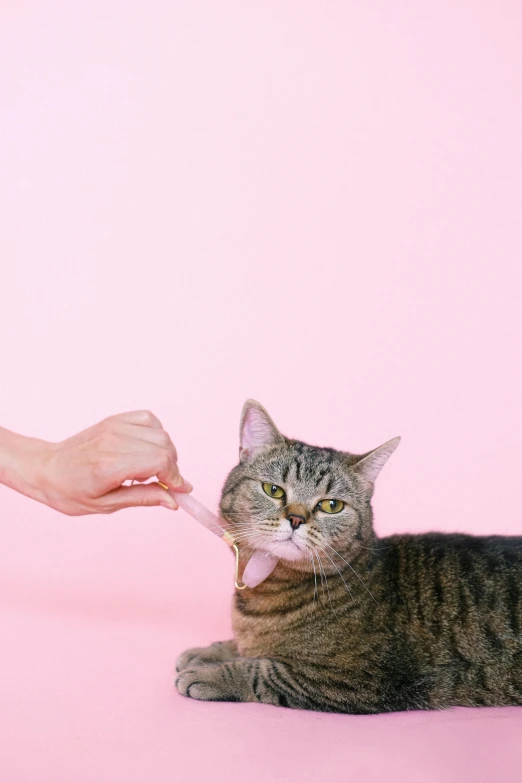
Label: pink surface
xmin=1 ymin=1 xmax=522 ymax=781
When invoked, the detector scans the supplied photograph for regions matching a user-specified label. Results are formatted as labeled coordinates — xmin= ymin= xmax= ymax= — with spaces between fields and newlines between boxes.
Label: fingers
xmin=115 ymin=422 xmax=178 ymax=456
xmin=109 ymin=410 xmax=164 ymax=429
xmin=129 ymin=442 xmax=191 ymax=491
xmin=103 ymin=417 xmax=191 ymax=489
xmin=102 ymin=442 xmax=192 ymax=494
xmin=101 ymin=482 xmax=179 ymax=513
xmin=91 ymin=413 xmax=192 ymax=494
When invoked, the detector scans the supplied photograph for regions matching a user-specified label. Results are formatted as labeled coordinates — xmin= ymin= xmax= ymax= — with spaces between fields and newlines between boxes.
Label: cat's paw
xmin=176 ymin=640 xmax=238 ymax=673
xmin=176 ymin=647 xmax=209 ymax=673
xmin=176 ymin=664 xmax=238 ymax=702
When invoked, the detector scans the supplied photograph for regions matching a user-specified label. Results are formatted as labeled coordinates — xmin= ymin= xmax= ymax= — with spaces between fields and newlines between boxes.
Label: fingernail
xmin=172 ymin=479 xmax=193 ymax=492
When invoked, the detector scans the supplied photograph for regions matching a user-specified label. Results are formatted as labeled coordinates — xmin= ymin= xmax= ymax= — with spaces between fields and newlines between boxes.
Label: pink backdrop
xmin=1 ymin=1 xmax=522 ymax=781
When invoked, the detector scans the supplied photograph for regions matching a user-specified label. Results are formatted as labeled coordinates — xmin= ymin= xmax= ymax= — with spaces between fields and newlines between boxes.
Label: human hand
xmin=0 ymin=411 xmax=191 ymax=515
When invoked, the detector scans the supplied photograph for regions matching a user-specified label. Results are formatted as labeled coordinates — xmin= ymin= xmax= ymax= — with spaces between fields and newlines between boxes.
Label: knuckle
xmin=141 ymin=410 xmax=156 ymax=425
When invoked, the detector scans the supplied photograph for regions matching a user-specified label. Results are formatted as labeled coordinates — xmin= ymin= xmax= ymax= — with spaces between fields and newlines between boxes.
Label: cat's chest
xmin=232 ymin=591 xmax=368 ymax=662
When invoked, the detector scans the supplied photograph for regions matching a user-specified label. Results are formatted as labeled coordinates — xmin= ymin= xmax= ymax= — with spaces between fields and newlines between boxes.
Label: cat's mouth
xmin=227 ymin=517 xmax=309 ymax=563
xmin=259 ymin=531 xmax=307 ymax=562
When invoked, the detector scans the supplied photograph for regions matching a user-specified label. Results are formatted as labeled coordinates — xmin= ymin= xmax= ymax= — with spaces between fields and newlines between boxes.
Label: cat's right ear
xmin=239 ymin=400 xmax=283 ymax=462
xmin=352 ymin=437 xmax=401 ymax=484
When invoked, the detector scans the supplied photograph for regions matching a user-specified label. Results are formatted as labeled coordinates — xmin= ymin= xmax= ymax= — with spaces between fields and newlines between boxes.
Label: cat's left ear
xmin=239 ymin=399 xmax=284 ymax=462
xmin=352 ymin=437 xmax=401 ymax=483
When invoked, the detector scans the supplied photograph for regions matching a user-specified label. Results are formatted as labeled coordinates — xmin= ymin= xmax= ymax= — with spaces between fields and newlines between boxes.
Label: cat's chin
xmin=263 ymin=539 xmax=305 ymax=562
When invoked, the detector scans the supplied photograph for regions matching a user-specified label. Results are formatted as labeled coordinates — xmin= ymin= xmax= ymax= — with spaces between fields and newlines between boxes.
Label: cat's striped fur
xmin=176 ymin=400 xmax=522 ymax=713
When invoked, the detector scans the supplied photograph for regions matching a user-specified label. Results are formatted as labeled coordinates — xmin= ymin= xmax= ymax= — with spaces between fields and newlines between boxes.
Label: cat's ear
xmin=239 ymin=400 xmax=283 ymax=462
xmin=352 ymin=437 xmax=401 ymax=483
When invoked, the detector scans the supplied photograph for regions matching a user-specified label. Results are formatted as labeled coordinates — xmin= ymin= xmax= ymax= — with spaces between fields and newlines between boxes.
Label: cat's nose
xmin=287 ymin=514 xmax=306 ymax=530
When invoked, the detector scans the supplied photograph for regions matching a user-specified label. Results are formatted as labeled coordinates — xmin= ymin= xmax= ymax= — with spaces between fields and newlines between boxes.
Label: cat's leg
xmin=176 ymin=657 xmax=316 ymax=709
xmin=176 ymin=640 xmax=239 ymax=673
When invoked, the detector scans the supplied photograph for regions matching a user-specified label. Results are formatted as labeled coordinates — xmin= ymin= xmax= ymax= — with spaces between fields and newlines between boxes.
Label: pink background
xmin=1 ymin=1 xmax=522 ymax=781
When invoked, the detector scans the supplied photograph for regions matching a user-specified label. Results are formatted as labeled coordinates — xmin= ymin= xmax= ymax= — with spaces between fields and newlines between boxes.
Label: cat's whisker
xmin=310 ymin=550 xmax=318 ymax=607
xmin=232 ymin=537 xmax=270 ymax=552
xmin=313 ymin=548 xmax=326 ymax=598
xmin=227 ymin=526 xmax=270 ymax=538
xmin=319 ymin=553 xmax=341 ymax=619
xmin=314 ymin=543 xmax=355 ymax=603
xmin=356 ymin=544 xmax=384 ymax=552
xmin=309 ymin=548 xmax=323 ymax=619
xmin=304 ymin=546 xmax=319 ymax=609
xmin=228 ymin=523 xmax=278 ymax=535
xmin=322 ymin=541 xmax=378 ymax=605
xmin=315 ymin=550 xmax=335 ymax=614
xmin=229 ymin=531 xmax=266 ymax=542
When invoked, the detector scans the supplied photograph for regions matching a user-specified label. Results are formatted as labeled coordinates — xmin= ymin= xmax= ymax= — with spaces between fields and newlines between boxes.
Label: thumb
xmin=157 ymin=466 xmax=193 ymax=494
xmin=101 ymin=482 xmax=178 ymax=513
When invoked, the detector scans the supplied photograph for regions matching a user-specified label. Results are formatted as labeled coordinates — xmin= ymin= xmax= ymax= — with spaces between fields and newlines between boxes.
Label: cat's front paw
xmin=176 ymin=647 xmax=208 ymax=673
xmin=176 ymin=640 xmax=238 ymax=673
xmin=176 ymin=663 xmax=240 ymax=703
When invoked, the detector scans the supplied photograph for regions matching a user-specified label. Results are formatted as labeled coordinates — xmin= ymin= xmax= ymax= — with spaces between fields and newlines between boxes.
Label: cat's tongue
xmin=170 ymin=491 xmax=278 ymax=588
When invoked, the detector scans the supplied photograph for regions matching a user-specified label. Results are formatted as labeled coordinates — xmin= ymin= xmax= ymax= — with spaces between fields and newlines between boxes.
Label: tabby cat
xmin=176 ymin=400 xmax=522 ymax=713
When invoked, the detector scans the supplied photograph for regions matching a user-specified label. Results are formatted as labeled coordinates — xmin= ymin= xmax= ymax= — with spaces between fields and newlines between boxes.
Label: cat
xmin=175 ymin=400 xmax=522 ymax=713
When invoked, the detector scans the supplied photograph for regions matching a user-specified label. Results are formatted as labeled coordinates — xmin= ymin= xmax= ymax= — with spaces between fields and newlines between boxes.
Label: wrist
xmin=0 ymin=427 xmax=54 ymax=505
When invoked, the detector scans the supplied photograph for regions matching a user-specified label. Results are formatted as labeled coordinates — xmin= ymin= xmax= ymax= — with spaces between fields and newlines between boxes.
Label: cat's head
xmin=220 ymin=400 xmax=400 ymax=569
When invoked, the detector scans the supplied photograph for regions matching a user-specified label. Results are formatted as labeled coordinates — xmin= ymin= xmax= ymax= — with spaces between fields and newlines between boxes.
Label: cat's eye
xmin=262 ymin=482 xmax=285 ymax=499
xmin=317 ymin=499 xmax=345 ymax=514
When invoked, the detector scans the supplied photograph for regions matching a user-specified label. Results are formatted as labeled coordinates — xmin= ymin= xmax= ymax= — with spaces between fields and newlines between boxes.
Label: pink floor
xmin=2 ymin=494 xmax=522 ymax=783
xmin=3 ymin=610 xmax=522 ymax=783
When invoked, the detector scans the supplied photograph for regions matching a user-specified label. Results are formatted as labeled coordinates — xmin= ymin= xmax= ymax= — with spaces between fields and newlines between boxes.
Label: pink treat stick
xmin=171 ymin=492 xmax=225 ymax=538
xmin=170 ymin=491 xmax=278 ymax=588
xmin=241 ymin=551 xmax=279 ymax=588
